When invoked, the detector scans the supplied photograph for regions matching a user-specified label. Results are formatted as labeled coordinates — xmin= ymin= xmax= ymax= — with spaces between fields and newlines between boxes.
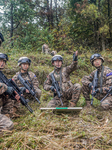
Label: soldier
xmin=50 ymin=51 xmax=57 ymax=56
xmin=0 ymin=33 xmax=4 ymax=46
xmin=42 ymin=44 xmax=50 ymax=54
xmin=0 ymin=53 xmax=20 ymax=131
xmin=12 ymin=57 xmax=41 ymax=111
xmin=43 ymin=52 xmax=81 ymax=107
xmin=82 ymin=53 xmax=112 ymax=110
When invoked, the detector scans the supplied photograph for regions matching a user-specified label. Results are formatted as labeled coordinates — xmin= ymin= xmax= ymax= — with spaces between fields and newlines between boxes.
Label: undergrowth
xmin=0 ymin=48 xmax=112 ymax=149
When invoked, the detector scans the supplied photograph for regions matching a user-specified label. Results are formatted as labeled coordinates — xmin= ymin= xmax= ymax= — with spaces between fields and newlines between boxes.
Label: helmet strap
xmin=20 ymin=65 xmax=29 ymax=73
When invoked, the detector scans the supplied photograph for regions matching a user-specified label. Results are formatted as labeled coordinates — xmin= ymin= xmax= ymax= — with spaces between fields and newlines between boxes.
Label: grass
xmin=0 ymin=49 xmax=112 ymax=149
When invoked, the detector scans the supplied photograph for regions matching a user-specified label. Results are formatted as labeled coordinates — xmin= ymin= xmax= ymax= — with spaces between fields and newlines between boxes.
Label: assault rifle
xmin=91 ymin=70 xmax=98 ymax=105
xmin=17 ymin=74 xmax=40 ymax=104
xmin=0 ymin=71 xmax=33 ymax=113
xmin=50 ymin=73 xmax=63 ymax=106
xmin=100 ymin=86 xmax=112 ymax=103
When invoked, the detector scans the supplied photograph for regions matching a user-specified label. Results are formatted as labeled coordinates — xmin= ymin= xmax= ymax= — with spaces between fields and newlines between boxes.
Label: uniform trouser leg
xmin=101 ymin=96 xmax=112 ymax=110
xmin=47 ymin=97 xmax=69 ymax=107
xmin=1 ymin=96 xmax=14 ymax=116
xmin=0 ymin=114 xmax=13 ymax=131
xmin=68 ymin=83 xmax=81 ymax=104
xmin=35 ymin=89 xmax=41 ymax=100
xmin=82 ymin=84 xmax=91 ymax=101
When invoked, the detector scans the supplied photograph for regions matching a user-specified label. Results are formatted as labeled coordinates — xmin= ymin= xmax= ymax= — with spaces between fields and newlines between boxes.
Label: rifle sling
xmin=59 ymin=68 xmax=62 ymax=94
xmin=100 ymin=65 xmax=104 ymax=94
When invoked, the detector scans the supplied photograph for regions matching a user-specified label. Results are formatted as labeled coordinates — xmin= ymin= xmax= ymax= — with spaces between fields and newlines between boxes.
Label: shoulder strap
xmin=100 ymin=65 xmax=104 ymax=93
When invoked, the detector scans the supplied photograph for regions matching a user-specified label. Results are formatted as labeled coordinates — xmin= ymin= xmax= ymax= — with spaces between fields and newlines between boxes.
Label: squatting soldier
xmin=12 ymin=57 xmax=41 ymax=111
xmin=82 ymin=53 xmax=112 ymax=110
xmin=43 ymin=51 xmax=81 ymax=107
xmin=42 ymin=44 xmax=50 ymax=54
xmin=0 ymin=53 xmax=20 ymax=131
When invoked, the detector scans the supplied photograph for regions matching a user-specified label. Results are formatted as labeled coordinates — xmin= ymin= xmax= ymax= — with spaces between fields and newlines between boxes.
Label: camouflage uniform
xmin=82 ymin=66 xmax=112 ymax=110
xmin=12 ymin=71 xmax=41 ymax=109
xmin=0 ymin=82 xmax=13 ymax=131
xmin=44 ymin=61 xmax=81 ymax=107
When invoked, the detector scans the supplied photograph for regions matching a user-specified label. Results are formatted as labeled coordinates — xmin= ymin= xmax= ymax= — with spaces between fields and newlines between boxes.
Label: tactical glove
xmin=50 ymin=86 xmax=55 ymax=92
xmin=6 ymin=86 xmax=14 ymax=95
xmin=92 ymin=88 xmax=99 ymax=96
xmin=73 ymin=52 xmax=78 ymax=61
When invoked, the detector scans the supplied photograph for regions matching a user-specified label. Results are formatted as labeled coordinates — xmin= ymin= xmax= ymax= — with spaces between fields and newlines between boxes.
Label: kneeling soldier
xmin=43 ymin=51 xmax=81 ymax=107
xmin=82 ymin=53 xmax=112 ymax=110
xmin=12 ymin=57 xmax=41 ymax=111
xmin=0 ymin=53 xmax=20 ymax=131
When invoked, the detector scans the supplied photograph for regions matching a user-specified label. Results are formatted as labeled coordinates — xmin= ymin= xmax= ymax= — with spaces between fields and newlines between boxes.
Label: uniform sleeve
xmin=0 ymin=82 xmax=7 ymax=95
xmin=12 ymin=74 xmax=17 ymax=83
xmin=81 ymin=71 xmax=95 ymax=86
xmin=32 ymin=74 xmax=39 ymax=90
xmin=43 ymin=74 xmax=52 ymax=91
xmin=98 ymin=70 xmax=112 ymax=93
xmin=66 ymin=61 xmax=78 ymax=74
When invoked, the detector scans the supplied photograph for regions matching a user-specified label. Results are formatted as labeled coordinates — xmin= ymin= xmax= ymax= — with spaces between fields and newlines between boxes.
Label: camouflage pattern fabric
xmin=44 ymin=61 xmax=81 ymax=107
xmin=42 ymin=44 xmax=50 ymax=54
xmin=47 ymin=83 xmax=81 ymax=107
xmin=0 ymin=82 xmax=13 ymax=115
xmin=12 ymin=71 xmax=41 ymax=109
xmin=0 ymin=82 xmax=14 ymax=131
xmin=82 ymin=66 xmax=112 ymax=110
xmin=0 ymin=82 xmax=7 ymax=95
xmin=0 ymin=114 xmax=13 ymax=131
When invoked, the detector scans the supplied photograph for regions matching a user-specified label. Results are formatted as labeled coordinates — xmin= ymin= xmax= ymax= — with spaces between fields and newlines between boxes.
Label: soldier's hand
xmin=91 ymin=87 xmax=99 ymax=96
xmin=14 ymin=91 xmax=20 ymax=102
xmin=90 ymin=86 xmax=93 ymax=94
xmin=73 ymin=51 xmax=78 ymax=61
xmin=26 ymin=89 xmax=30 ymax=93
xmin=50 ymin=86 xmax=56 ymax=92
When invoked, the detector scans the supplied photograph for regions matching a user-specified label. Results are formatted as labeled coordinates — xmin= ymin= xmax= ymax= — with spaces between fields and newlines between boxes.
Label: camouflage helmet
xmin=51 ymin=55 xmax=63 ymax=63
xmin=0 ymin=53 xmax=8 ymax=61
xmin=18 ymin=57 xmax=31 ymax=66
xmin=90 ymin=53 xmax=104 ymax=66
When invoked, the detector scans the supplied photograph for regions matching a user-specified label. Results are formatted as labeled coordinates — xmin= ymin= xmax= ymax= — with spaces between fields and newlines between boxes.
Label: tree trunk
xmin=47 ymin=0 xmax=50 ymax=29
xmin=50 ymin=0 xmax=53 ymax=28
xmin=107 ymin=0 xmax=112 ymax=45
xmin=55 ymin=0 xmax=59 ymax=28
xmin=10 ymin=2 xmax=13 ymax=47
xmin=101 ymin=33 xmax=105 ymax=51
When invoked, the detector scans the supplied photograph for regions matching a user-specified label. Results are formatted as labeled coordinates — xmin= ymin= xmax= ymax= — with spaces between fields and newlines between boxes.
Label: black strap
xmin=59 ymin=68 xmax=62 ymax=94
xmin=100 ymin=65 xmax=104 ymax=93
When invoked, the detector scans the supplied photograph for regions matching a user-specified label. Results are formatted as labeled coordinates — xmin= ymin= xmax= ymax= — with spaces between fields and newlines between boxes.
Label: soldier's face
xmin=20 ymin=63 xmax=29 ymax=72
xmin=93 ymin=58 xmax=102 ymax=67
xmin=0 ymin=59 xmax=6 ymax=69
xmin=53 ymin=60 xmax=62 ymax=68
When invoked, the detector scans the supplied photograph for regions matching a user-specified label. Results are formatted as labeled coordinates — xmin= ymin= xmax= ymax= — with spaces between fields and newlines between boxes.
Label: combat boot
xmin=86 ymin=101 xmax=91 ymax=107
xmin=10 ymin=107 xmax=21 ymax=118
xmin=69 ymin=102 xmax=76 ymax=107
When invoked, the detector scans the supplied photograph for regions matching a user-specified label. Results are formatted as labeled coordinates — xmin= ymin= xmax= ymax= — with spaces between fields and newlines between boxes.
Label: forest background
xmin=0 ymin=0 xmax=112 ymax=52
xmin=0 ymin=0 xmax=112 ymax=149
